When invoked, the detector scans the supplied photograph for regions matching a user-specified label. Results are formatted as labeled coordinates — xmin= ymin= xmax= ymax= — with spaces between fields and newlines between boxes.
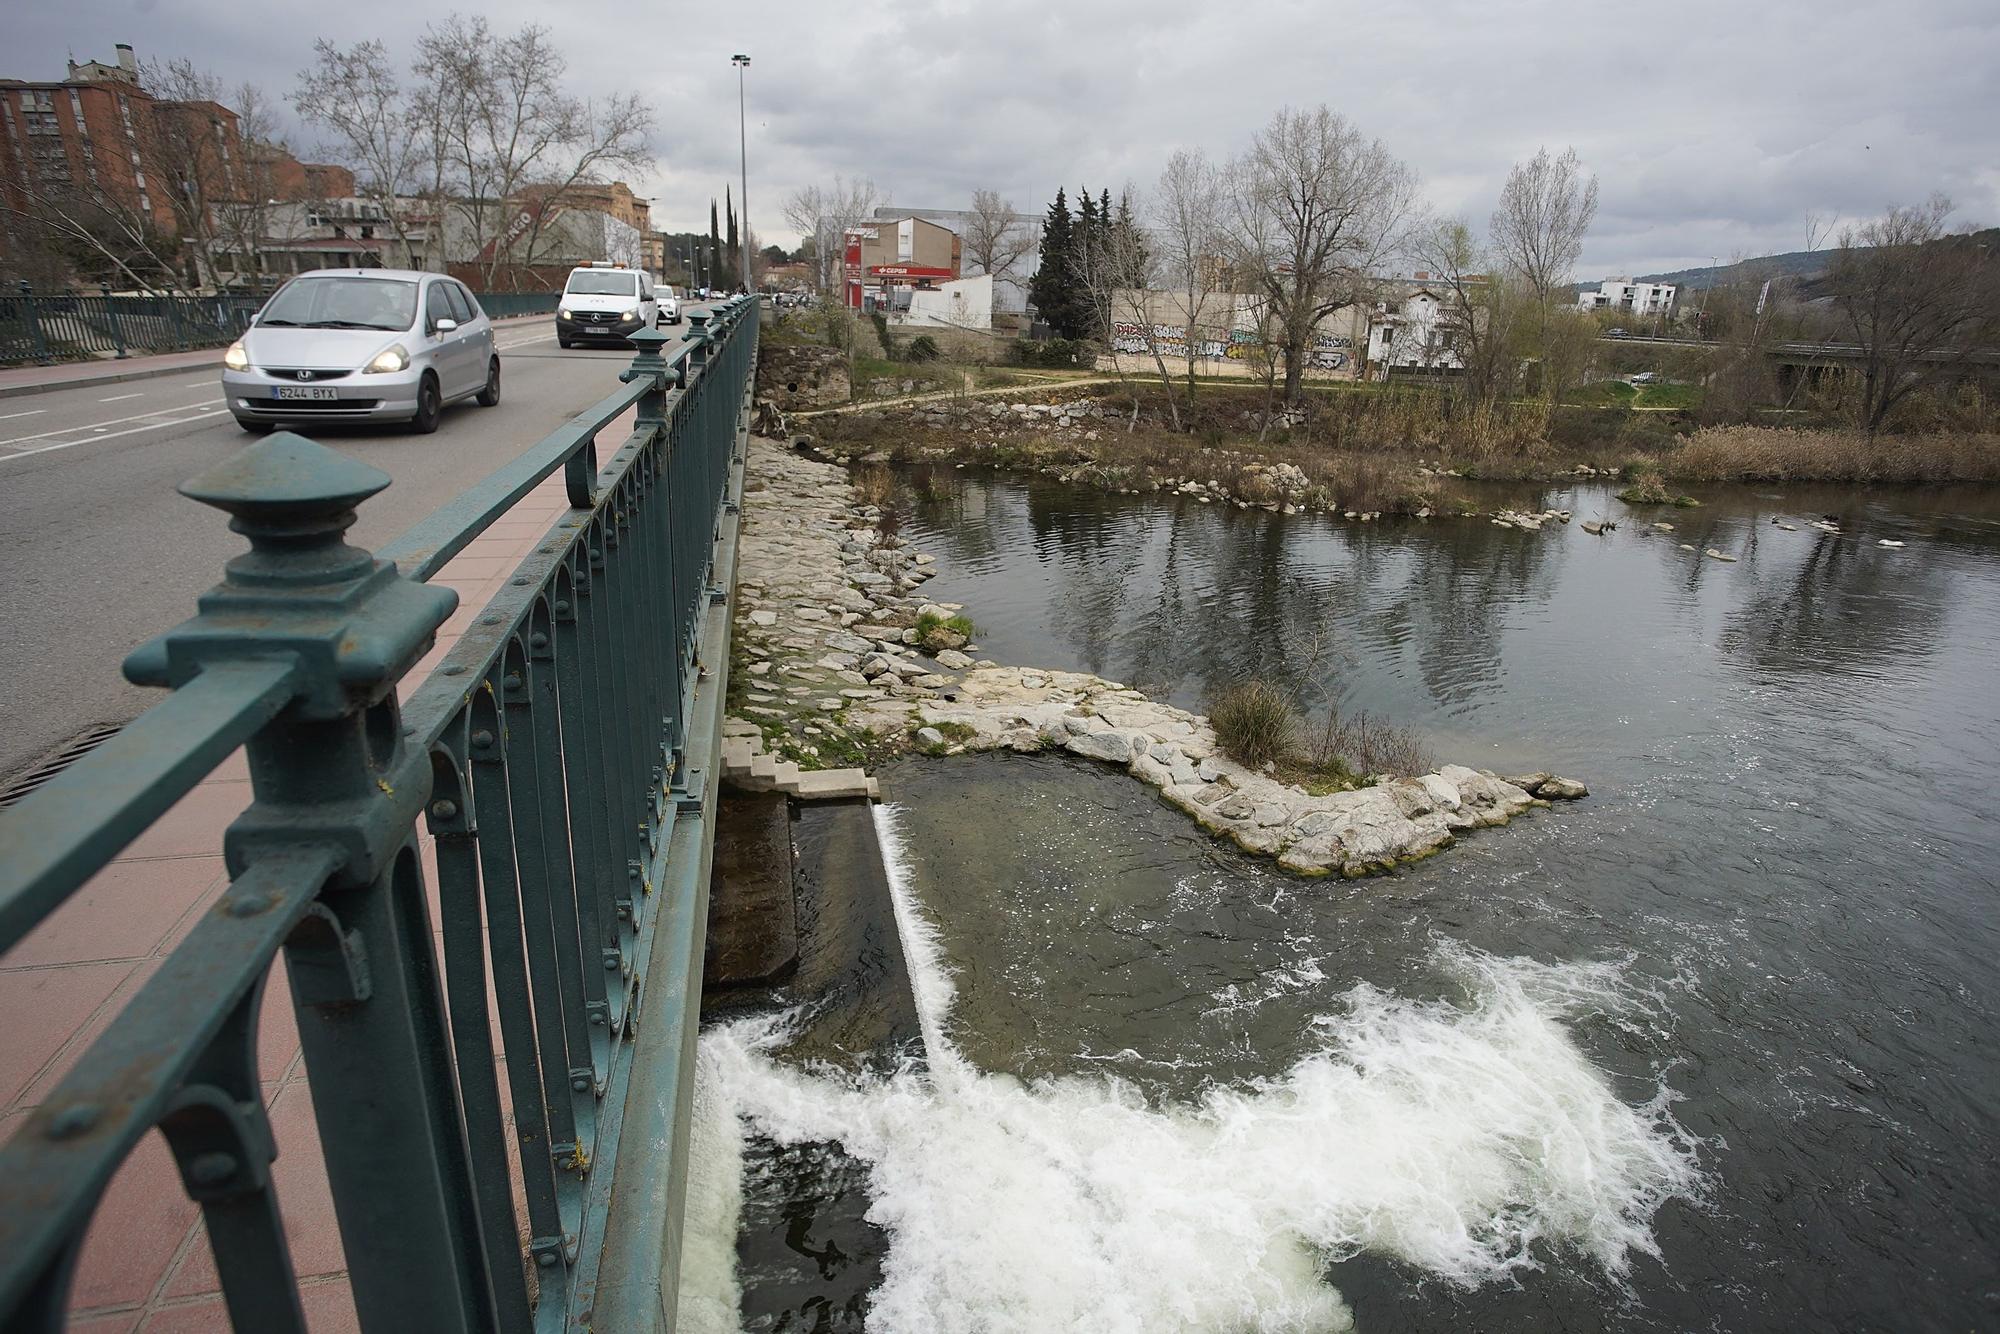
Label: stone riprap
xmin=728 ymin=433 xmax=1586 ymax=876
xmin=864 ymin=665 xmax=1582 ymax=878
xmin=729 ymin=436 xmax=966 ymax=769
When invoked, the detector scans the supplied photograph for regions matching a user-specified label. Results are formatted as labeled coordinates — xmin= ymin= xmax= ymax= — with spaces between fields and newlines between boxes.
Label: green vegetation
xmin=1210 ymin=680 xmax=1434 ymax=784
xmin=912 ymin=720 xmax=978 ymax=756
xmin=1616 ymin=473 xmax=1701 ymax=507
xmin=1208 ymin=682 xmax=1297 ymax=767
xmin=915 ymin=610 xmax=975 ymax=652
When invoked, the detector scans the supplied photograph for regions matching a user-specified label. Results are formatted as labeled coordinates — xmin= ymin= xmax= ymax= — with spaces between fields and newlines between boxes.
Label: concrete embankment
xmin=723 ymin=432 xmax=1585 ymax=877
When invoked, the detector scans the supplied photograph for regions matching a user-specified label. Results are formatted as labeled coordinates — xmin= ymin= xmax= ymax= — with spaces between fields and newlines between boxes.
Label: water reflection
xmin=871 ymin=464 xmax=2000 ymax=1331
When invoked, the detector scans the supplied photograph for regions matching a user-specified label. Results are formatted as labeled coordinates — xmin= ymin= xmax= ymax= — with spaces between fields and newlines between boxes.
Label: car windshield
xmin=259 ymin=277 xmax=417 ymax=331
xmin=566 ymin=271 xmax=639 ymax=296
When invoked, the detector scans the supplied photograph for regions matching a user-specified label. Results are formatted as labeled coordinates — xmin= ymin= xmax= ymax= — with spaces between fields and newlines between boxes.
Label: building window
xmin=24 ymin=111 xmax=60 ymax=135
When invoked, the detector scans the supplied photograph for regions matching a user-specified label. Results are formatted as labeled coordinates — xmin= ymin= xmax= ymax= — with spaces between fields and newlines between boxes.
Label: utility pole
xmin=732 ymin=54 xmax=752 ymax=293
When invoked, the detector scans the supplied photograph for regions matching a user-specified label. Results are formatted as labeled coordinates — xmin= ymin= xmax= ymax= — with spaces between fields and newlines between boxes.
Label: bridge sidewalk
xmin=0 ymin=405 xmax=633 ymax=1330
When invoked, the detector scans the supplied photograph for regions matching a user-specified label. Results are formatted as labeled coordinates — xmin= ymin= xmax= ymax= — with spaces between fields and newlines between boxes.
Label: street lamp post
xmin=732 ymin=54 xmax=751 ymax=293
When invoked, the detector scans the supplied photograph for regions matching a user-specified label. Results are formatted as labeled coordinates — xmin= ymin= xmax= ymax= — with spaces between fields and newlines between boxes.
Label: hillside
xmin=1634 ymin=249 xmax=1833 ymax=291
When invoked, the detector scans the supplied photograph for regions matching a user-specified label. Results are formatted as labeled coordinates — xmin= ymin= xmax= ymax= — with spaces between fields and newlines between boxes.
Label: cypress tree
xmin=1115 ymin=190 xmax=1148 ymax=287
xmin=708 ymin=198 xmax=721 ymax=290
xmin=725 ymin=187 xmax=740 ymax=286
xmin=1029 ymin=188 xmax=1086 ymax=339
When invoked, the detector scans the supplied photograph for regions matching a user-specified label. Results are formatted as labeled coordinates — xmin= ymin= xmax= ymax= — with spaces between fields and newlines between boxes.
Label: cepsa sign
xmin=843 ymin=228 xmax=874 ymax=307
xmin=869 ymin=265 xmax=955 ymax=279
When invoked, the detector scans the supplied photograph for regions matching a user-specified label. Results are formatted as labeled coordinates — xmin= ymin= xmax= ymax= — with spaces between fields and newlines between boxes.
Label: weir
xmin=0 ymin=298 xmax=761 ymax=1331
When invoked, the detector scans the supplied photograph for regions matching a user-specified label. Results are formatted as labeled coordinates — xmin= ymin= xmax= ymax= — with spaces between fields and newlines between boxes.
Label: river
xmin=703 ymin=468 xmax=2000 ymax=1332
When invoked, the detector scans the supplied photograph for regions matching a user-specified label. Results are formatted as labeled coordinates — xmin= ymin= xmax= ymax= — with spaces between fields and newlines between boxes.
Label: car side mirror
xmin=434 ymin=317 xmax=458 ymax=334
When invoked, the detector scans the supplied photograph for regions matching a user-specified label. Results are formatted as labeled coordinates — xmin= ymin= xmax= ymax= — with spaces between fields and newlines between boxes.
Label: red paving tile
xmin=68 ymin=1129 xmax=202 ymax=1312
xmin=128 ymin=1278 xmax=358 ymax=1333
xmin=0 ymin=961 xmax=135 ymax=1107
xmin=21 ymin=959 xmax=160 ymax=1107
xmin=3 ymin=855 xmax=225 ymax=968
xmin=120 ymin=783 xmax=250 ymax=862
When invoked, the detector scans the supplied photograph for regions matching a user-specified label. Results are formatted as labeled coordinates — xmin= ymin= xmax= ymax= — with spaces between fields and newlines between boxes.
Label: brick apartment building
xmin=0 ymin=43 xmax=347 ymax=287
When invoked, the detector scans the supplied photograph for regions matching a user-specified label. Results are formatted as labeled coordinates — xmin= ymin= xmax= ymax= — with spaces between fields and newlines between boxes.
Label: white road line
xmin=0 ymin=398 xmax=224 ymax=446
xmin=0 ymin=408 xmax=47 ymax=421
xmin=98 ymin=392 xmax=144 ymax=402
xmin=0 ymin=408 xmax=231 ymax=463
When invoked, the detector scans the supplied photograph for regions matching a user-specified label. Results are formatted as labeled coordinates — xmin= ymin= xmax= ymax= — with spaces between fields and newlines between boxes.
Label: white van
xmin=555 ymin=262 xmax=659 ymax=348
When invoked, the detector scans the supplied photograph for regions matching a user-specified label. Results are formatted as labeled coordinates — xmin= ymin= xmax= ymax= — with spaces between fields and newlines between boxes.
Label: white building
xmin=888 ymin=273 xmax=995 ymax=330
xmin=870 ymin=205 xmax=1038 ymax=314
xmin=1577 ymin=279 xmax=1677 ymax=319
xmin=1366 ymin=287 xmax=1473 ymax=373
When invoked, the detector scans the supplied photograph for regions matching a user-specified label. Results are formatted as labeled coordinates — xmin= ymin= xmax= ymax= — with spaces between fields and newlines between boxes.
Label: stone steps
xmin=720 ymin=730 xmax=879 ymax=801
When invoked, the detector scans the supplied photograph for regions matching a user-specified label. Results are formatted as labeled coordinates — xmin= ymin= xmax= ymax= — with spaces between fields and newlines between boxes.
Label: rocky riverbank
xmin=769 ymin=390 xmax=1642 ymax=527
xmin=726 ymin=432 xmax=1585 ymax=877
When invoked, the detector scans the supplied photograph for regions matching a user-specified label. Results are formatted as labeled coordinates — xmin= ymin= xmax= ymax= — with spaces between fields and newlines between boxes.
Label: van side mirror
xmin=434 ymin=317 xmax=458 ymax=334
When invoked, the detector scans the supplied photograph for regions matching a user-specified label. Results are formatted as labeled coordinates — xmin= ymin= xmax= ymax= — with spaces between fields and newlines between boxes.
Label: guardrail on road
xmin=1 ymin=286 xmax=563 ymax=365
xmin=0 ymin=296 xmax=759 ymax=1331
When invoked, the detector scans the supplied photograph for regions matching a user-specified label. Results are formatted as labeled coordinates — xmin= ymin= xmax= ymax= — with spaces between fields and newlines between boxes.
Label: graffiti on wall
xmin=1113 ymin=322 xmax=1350 ymax=370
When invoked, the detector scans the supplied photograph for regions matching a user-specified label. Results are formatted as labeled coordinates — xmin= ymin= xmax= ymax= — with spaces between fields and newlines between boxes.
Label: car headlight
xmin=560 ymin=307 xmax=575 ymax=320
xmin=223 ymin=340 xmax=249 ymax=371
xmin=364 ymin=343 xmax=410 ymax=374
xmin=622 ymin=306 xmax=643 ymax=322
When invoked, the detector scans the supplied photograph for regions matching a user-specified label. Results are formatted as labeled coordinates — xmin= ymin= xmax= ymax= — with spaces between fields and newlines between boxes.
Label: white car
xmin=221 ymin=268 xmax=498 ymax=434
xmin=659 ymin=285 xmax=683 ymax=325
xmin=556 ymin=263 xmax=659 ymax=348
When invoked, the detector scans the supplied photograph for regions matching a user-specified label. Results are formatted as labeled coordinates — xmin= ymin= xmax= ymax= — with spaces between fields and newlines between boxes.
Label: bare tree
xmin=1490 ymin=146 xmax=1598 ymax=307
xmin=1406 ymin=217 xmax=1535 ymax=405
xmin=412 ymin=16 xmax=654 ymax=288
xmin=1074 ymin=190 xmax=1176 ymax=430
xmin=782 ymin=175 xmax=881 ymax=296
xmin=1827 ymin=195 xmax=2000 ymax=434
xmin=293 ymin=39 xmax=433 ymax=266
xmin=1154 ymin=148 xmax=1227 ymax=410
xmin=211 ymin=83 xmax=306 ymax=292
xmin=961 ymin=188 xmax=1034 ymax=293
xmin=139 ymin=59 xmax=237 ymax=288
xmin=1229 ymin=105 xmax=1417 ymax=402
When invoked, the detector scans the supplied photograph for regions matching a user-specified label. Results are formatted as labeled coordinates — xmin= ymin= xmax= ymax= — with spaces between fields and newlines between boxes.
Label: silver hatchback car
xmin=222 ymin=269 xmax=499 ymax=434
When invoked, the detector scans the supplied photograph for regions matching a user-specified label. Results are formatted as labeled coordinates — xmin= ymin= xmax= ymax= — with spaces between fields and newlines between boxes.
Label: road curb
xmin=0 ymin=357 xmax=220 ymax=400
xmin=0 ymin=314 xmax=555 ymax=401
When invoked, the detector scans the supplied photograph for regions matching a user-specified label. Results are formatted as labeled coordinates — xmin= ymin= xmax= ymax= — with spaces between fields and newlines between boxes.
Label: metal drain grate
xmin=0 ymin=722 xmax=126 ymax=810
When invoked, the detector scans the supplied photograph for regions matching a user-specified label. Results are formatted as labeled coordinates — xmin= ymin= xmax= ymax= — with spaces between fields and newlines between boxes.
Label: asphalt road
xmin=0 ymin=310 xmax=715 ymax=786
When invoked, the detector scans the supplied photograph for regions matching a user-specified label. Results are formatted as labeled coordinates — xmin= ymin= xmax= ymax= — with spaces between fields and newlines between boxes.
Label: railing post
xmin=123 ymin=433 xmax=492 ymax=1331
xmin=99 ymin=282 xmax=128 ymax=359
xmin=18 ymin=281 xmax=52 ymax=365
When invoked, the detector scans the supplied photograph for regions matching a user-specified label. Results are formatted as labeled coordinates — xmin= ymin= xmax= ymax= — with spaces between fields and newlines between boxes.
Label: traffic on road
xmin=0 ymin=292 xmax=723 ymax=784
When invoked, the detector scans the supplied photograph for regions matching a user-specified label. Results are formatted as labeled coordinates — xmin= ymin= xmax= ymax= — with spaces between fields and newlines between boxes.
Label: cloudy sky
xmin=15 ymin=0 xmax=1999 ymax=277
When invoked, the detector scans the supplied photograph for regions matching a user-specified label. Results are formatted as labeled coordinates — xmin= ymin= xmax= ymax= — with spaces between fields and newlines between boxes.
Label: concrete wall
xmin=1102 ymin=289 xmax=1366 ymax=377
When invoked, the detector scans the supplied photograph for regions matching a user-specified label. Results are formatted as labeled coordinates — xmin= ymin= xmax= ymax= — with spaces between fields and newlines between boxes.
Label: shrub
xmin=906 ymin=334 xmax=942 ymax=363
xmin=1306 ymin=707 xmax=1434 ymax=779
xmin=1010 ymin=337 xmax=1094 ymax=368
xmin=1209 ymin=681 xmax=1298 ymax=768
xmin=915 ymin=611 xmax=975 ymax=652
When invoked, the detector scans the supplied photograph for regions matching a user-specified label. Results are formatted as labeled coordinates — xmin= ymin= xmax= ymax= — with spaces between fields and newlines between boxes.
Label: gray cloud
xmin=13 ymin=0 xmax=1997 ymax=275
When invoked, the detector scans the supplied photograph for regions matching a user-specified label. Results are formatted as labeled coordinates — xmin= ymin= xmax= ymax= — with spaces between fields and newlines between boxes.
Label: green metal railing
xmin=0 ymin=297 xmax=759 ymax=1331
xmin=0 ymin=286 xmax=561 ymax=364
xmin=475 ymin=291 xmax=563 ymax=320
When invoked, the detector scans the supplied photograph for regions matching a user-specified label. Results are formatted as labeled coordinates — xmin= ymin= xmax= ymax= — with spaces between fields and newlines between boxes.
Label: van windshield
xmin=566 ymin=271 xmax=638 ymax=296
xmin=259 ymin=276 xmax=417 ymax=331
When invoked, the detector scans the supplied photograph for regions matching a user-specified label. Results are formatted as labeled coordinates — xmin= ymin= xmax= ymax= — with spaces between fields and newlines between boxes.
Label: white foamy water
xmin=700 ymin=805 xmax=1703 ymax=1332
xmin=674 ymin=1041 xmax=746 ymax=1334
